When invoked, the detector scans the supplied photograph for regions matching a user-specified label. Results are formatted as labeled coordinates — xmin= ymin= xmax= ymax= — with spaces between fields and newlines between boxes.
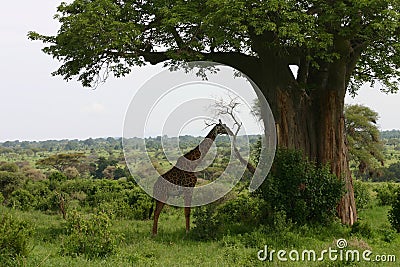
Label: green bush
xmin=0 ymin=192 xmax=4 ymax=205
xmin=259 ymin=149 xmax=344 ymax=225
xmin=48 ymin=171 xmax=67 ymax=190
xmin=353 ymin=180 xmax=371 ymax=210
xmin=217 ymin=194 xmax=263 ymax=229
xmin=24 ymin=180 xmax=55 ymax=211
xmin=0 ymin=212 xmax=33 ymax=264
xmin=378 ymin=225 xmax=397 ymax=243
xmin=193 ymin=149 xmax=345 ymax=239
xmin=126 ymin=187 xmax=153 ymax=220
xmin=374 ymin=183 xmax=398 ymax=206
xmin=192 ymin=193 xmax=266 ymax=240
xmin=350 ymin=221 xmax=373 ymax=238
xmin=8 ymin=189 xmax=37 ymax=211
xmin=60 ymin=210 xmax=119 ymax=259
xmin=192 ymin=203 xmax=219 ymax=240
xmin=388 ymin=189 xmax=400 ymax=233
xmin=0 ymin=171 xmax=25 ymax=200
xmin=0 ymin=162 xmax=19 ymax=172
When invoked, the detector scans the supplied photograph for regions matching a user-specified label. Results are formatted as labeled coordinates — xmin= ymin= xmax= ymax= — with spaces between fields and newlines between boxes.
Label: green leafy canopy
xmin=345 ymin=104 xmax=385 ymax=177
xmin=29 ymin=0 xmax=400 ymax=92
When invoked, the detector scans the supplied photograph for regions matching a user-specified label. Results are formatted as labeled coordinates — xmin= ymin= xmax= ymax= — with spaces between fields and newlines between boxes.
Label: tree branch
xmin=201 ymin=51 xmax=261 ymax=80
xmin=140 ymin=51 xmax=169 ymax=65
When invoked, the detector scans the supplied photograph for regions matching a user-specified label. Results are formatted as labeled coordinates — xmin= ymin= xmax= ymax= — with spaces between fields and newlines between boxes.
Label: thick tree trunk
xmin=207 ymin=41 xmax=358 ymax=225
xmin=246 ymin=50 xmax=357 ymax=225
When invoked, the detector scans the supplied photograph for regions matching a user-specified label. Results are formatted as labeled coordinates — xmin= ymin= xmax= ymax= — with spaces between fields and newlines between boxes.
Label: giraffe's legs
xmin=152 ymin=200 xmax=165 ymax=236
xmin=184 ymin=207 xmax=191 ymax=234
xmin=184 ymin=188 xmax=193 ymax=234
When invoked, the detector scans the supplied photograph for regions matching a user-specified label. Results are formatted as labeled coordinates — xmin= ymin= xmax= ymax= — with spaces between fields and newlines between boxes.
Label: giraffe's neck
xmin=187 ymin=128 xmax=217 ymax=160
xmin=175 ymin=127 xmax=217 ymax=171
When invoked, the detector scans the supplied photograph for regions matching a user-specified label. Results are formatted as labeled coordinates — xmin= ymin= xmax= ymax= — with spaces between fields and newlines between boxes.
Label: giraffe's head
xmin=215 ymin=119 xmax=234 ymax=136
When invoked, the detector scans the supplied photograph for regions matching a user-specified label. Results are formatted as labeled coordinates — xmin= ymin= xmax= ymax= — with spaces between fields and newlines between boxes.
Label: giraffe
xmin=152 ymin=120 xmax=233 ymax=235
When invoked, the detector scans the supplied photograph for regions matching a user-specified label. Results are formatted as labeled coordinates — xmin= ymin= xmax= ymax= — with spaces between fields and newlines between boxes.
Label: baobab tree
xmin=29 ymin=1 xmax=400 ymax=224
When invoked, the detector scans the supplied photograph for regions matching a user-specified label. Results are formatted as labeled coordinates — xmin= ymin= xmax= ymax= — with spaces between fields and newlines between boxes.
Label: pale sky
xmin=1 ymin=1 xmax=399 ymax=142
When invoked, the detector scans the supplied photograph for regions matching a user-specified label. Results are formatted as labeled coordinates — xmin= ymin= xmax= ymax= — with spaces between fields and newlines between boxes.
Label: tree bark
xmin=239 ymin=44 xmax=357 ymax=225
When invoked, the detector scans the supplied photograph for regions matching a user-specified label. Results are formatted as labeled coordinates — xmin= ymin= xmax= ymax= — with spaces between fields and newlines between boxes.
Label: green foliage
xmin=0 ymin=171 xmax=25 ymax=200
xmin=259 ymin=149 xmax=344 ymax=225
xmin=378 ymin=225 xmax=397 ymax=243
xmin=0 ymin=193 xmax=4 ymax=205
xmin=345 ymin=104 xmax=385 ymax=179
xmin=389 ymin=189 xmax=400 ymax=233
xmin=91 ymin=156 xmax=118 ymax=179
xmin=250 ymin=136 xmax=262 ymax=166
xmin=36 ymin=153 xmax=86 ymax=172
xmin=60 ymin=210 xmax=119 ymax=259
xmin=23 ymin=180 xmax=64 ymax=213
xmin=0 ymin=212 xmax=32 ymax=264
xmin=353 ymin=180 xmax=371 ymax=210
xmin=8 ymin=189 xmax=37 ymax=211
xmin=381 ymin=130 xmax=400 ymax=139
xmin=382 ymin=162 xmax=400 ymax=182
xmin=350 ymin=221 xmax=373 ymax=238
xmin=49 ymin=171 xmax=67 ymax=182
xmin=0 ymin=162 xmax=19 ymax=172
xmin=217 ymin=194 xmax=263 ymax=226
xmin=192 ymin=203 xmax=219 ymax=240
xmin=192 ymin=192 xmax=264 ymax=240
xmin=125 ymin=187 xmax=153 ymax=220
xmin=193 ymin=149 xmax=345 ymax=240
xmin=0 ymin=198 xmax=399 ymax=266
xmin=373 ymin=183 xmax=399 ymax=206
xmin=49 ymin=171 xmax=68 ymax=191
xmin=29 ymin=0 xmax=400 ymax=93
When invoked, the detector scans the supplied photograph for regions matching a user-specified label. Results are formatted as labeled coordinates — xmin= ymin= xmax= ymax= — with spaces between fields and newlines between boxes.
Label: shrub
xmin=60 ymin=210 xmax=119 ymax=259
xmin=0 ymin=171 xmax=25 ymax=200
xmin=378 ymin=225 xmax=397 ymax=243
xmin=192 ymin=193 xmax=266 ymax=240
xmin=48 ymin=171 xmax=67 ymax=190
xmin=126 ymin=187 xmax=153 ymax=220
xmin=388 ymin=189 xmax=400 ymax=233
xmin=350 ymin=221 xmax=373 ymax=238
xmin=217 ymin=193 xmax=263 ymax=229
xmin=192 ymin=203 xmax=219 ymax=240
xmin=374 ymin=183 xmax=398 ymax=206
xmin=8 ymin=189 xmax=37 ymax=211
xmin=0 ymin=212 xmax=33 ymax=264
xmin=353 ymin=180 xmax=371 ymax=210
xmin=0 ymin=193 xmax=4 ymax=205
xmin=259 ymin=149 xmax=344 ymax=225
xmin=64 ymin=166 xmax=80 ymax=179
xmin=0 ymin=162 xmax=19 ymax=172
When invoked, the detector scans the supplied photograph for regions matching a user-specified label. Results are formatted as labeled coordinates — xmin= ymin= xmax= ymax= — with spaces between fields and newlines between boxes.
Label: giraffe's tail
xmin=148 ymin=199 xmax=155 ymax=220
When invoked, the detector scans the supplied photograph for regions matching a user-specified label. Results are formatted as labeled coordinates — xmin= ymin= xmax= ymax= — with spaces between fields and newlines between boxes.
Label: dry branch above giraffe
xmin=152 ymin=120 xmax=233 ymax=235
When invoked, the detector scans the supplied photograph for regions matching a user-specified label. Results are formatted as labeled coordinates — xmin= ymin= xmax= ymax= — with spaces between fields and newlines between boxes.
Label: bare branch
xmin=207 ymin=95 xmax=256 ymax=174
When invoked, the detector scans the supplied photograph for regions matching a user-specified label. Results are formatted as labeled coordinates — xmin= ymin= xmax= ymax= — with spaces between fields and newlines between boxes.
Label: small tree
xmin=36 ymin=153 xmax=86 ymax=172
xmin=345 ymin=104 xmax=385 ymax=179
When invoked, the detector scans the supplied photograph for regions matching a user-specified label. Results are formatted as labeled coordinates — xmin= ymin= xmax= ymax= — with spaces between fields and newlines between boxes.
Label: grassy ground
xmin=2 ymin=192 xmax=400 ymax=267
